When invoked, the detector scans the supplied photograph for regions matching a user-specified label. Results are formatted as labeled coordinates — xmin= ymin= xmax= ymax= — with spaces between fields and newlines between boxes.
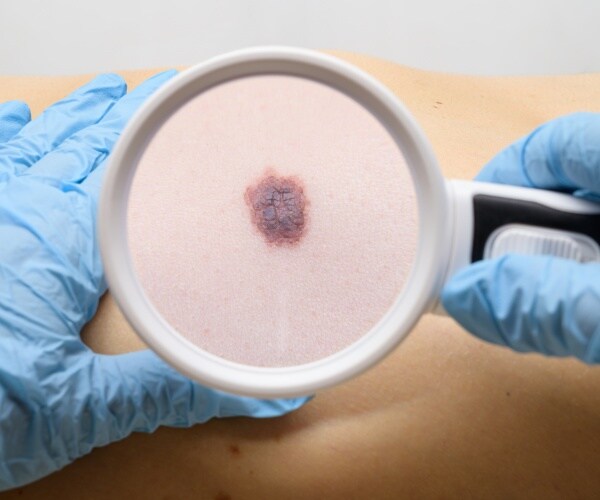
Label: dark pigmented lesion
xmin=244 ymin=168 xmax=309 ymax=247
xmin=228 ymin=444 xmax=241 ymax=457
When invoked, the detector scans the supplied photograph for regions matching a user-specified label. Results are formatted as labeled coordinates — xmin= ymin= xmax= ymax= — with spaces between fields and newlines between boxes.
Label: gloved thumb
xmin=89 ymin=349 xmax=309 ymax=445
xmin=441 ymin=254 xmax=600 ymax=363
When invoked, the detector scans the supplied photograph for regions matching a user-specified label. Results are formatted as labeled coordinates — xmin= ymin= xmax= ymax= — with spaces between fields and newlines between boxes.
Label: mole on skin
xmin=244 ymin=168 xmax=309 ymax=247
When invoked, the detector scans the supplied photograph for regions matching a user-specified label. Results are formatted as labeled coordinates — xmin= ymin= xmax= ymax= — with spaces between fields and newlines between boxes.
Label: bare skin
xmin=1 ymin=52 xmax=599 ymax=499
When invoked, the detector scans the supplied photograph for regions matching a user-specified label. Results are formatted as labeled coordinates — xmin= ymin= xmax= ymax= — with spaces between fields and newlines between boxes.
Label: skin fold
xmin=1 ymin=52 xmax=599 ymax=498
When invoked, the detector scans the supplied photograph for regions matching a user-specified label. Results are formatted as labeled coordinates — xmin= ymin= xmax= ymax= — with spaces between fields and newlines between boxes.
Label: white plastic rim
xmin=99 ymin=46 xmax=450 ymax=398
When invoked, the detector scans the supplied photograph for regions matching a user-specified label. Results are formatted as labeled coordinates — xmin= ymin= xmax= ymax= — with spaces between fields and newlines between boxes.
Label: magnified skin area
xmin=3 ymin=55 xmax=600 ymax=498
xmin=126 ymin=74 xmax=417 ymax=367
xmin=245 ymin=169 xmax=309 ymax=247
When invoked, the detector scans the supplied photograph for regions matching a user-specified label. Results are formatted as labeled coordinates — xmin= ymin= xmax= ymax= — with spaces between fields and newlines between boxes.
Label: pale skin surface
xmin=128 ymin=74 xmax=417 ymax=366
xmin=1 ymin=52 xmax=600 ymax=498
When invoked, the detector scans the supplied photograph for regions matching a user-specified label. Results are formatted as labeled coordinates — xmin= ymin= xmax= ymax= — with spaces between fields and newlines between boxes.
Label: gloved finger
xmin=0 ymin=101 xmax=31 ymax=144
xmin=476 ymin=113 xmax=600 ymax=195
xmin=27 ymin=70 xmax=177 ymax=184
xmin=88 ymin=350 xmax=310 ymax=446
xmin=0 ymin=74 xmax=126 ymax=177
xmin=441 ymin=254 xmax=600 ymax=364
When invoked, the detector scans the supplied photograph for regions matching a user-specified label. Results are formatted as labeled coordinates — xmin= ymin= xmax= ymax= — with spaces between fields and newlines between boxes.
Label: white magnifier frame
xmin=99 ymin=46 xmax=450 ymax=398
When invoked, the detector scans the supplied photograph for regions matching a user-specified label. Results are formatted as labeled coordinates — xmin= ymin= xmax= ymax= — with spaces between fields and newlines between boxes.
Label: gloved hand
xmin=442 ymin=113 xmax=600 ymax=363
xmin=0 ymin=73 xmax=309 ymax=490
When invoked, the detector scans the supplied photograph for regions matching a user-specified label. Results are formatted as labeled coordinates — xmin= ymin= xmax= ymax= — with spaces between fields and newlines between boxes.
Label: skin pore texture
xmin=127 ymin=75 xmax=416 ymax=366
xmin=1 ymin=53 xmax=600 ymax=498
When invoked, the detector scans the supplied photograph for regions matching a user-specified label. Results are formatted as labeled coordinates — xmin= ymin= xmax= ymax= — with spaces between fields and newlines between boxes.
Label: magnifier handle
xmin=439 ymin=179 xmax=600 ymax=311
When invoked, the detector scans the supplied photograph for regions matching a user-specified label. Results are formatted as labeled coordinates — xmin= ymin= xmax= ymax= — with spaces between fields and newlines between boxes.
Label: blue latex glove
xmin=442 ymin=113 xmax=600 ymax=364
xmin=0 ymin=73 xmax=309 ymax=490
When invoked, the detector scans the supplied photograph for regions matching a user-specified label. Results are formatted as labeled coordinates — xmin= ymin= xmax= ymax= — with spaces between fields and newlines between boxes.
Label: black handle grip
xmin=471 ymin=194 xmax=600 ymax=262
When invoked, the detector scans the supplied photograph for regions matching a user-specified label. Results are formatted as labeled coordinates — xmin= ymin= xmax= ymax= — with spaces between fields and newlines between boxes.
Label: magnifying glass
xmin=99 ymin=47 xmax=600 ymax=398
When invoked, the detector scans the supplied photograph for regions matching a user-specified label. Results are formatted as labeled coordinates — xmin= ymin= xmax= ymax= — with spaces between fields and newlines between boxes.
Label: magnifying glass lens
xmin=127 ymin=74 xmax=419 ymax=368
